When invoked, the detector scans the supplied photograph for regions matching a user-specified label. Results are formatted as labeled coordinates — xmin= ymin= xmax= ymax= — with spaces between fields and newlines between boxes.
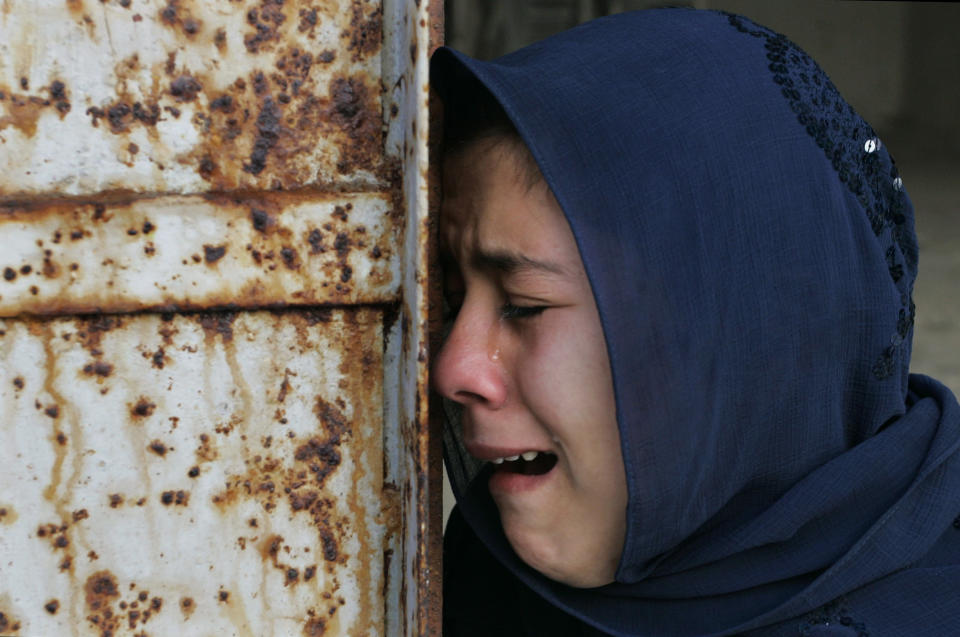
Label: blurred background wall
xmin=440 ymin=0 xmax=960 ymax=521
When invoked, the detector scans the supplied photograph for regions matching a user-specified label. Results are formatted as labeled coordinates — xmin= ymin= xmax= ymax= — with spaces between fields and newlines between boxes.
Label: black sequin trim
xmin=799 ymin=598 xmax=870 ymax=637
xmin=725 ymin=13 xmax=917 ymax=381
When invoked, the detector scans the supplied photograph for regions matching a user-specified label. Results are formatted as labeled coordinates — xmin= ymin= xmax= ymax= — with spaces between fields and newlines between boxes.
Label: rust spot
xmin=251 ymin=208 xmax=271 ymax=233
xmin=151 ymin=347 xmax=166 ymax=369
xmin=307 ymin=228 xmax=324 ymax=254
xmin=244 ymin=0 xmax=287 ymax=53
xmin=75 ymin=315 xmax=119 ymax=354
xmin=294 ymin=437 xmax=340 ymax=485
xmin=318 ymin=50 xmax=335 ymax=64
xmin=0 ymin=90 xmax=44 ymax=136
xmin=280 ymin=246 xmax=300 ymax=270
xmin=45 ymin=405 xmax=60 ymax=419
xmin=170 ymin=75 xmax=202 ymax=102
xmin=48 ymin=80 xmax=70 ymax=114
xmin=3 ymin=267 xmax=15 ymax=281
xmin=344 ymin=5 xmax=382 ymax=61
xmin=252 ymin=71 xmax=268 ymax=95
xmin=195 ymin=433 xmax=217 ymax=462
xmin=180 ymin=597 xmax=195 ymax=619
xmin=210 ymin=94 xmax=234 ymax=113
xmin=82 ymin=360 xmax=114 ymax=378
xmin=285 ymin=567 xmax=299 ymax=585
xmin=148 ymin=440 xmax=168 ymax=457
xmin=0 ymin=610 xmax=21 ymax=634
xmin=333 ymin=232 xmax=351 ymax=258
xmin=12 ymin=377 xmax=23 ymax=390
xmin=182 ymin=18 xmax=200 ymax=35
xmin=45 ymin=599 xmax=60 ymax=614
xmin=72 ymin=509 xmax=89 ymax=522
xmin=298 ymin=8 xmax=317 ymax=32
xmin=0 ymin=507 xmax=16 ymax=525
xmin=304 ymin=308 xmax=331 ymax=325
xmin=160 ymin=490 xmax=189 ymax=506
xmin=203 ymin=244 xmax=226 ymax=263
xmin=42 ymin=254 xmax=60 ymax=278
xmin=85 ymin=570 xmax=119 ymax=611
xmin=109 ymin=493 xmax=124 ymax=508
xmin=320 ymin=528 xmax=338 ymax=562
xmin=197 ymin=312 xmax=236 ymax=341
xmin=218 ymin=590 xmax=229 ymax=603
xmin=258 ymin=534 xmax=283 ymax=567
xmin=56 ymin=431 xmax=67 ymax=446
xmin=289 ymin=490 xmax=317 ymax=511
xmin=198 ymin=156 xmax=216 ymax=179
xmin=20 ymin=264 xmax=32 ymax=273
xmin=187 ymin=465 xmax=200 ymax=478
xmin=303 ymin=617 xmax=326 ymax=636
xmin=304 ymin=565 xmax=316 ymax=581
xmin=326 ymin=76 xmax=382 ymax=174
xmin=131 ymin=398 xmax=156 ymax=418
xmin=214 ymin=27 xmax=227 ymax=52
xmin=159 ymin=0 xmax=178 ymax=25
xmin=243 ymin=96 xmax=282 ymax=175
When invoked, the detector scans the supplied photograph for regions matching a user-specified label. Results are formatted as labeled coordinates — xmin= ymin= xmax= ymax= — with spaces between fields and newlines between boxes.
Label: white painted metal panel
xmin=0 ymin=309 xmax=388 ymax=635
xmin=0 ymin=192 xmax=400 ymax=316
xmin=0 ymin=0 xmax=387 ymax=197
xmin=0 ymin=0 xmax=440 ymax=634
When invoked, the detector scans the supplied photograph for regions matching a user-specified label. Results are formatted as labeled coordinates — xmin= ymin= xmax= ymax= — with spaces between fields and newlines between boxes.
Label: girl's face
xmin=435 ymin=142 xmax=628 ymax=587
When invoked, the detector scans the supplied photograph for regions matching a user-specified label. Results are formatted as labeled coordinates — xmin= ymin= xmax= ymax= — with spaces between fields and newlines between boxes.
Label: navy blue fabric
xmin=434 ymin=9 xmax=960 ymax=636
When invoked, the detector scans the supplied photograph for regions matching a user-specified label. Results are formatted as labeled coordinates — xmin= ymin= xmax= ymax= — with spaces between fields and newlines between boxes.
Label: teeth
xmin=490 ymin=451 xmax=541 ymax=464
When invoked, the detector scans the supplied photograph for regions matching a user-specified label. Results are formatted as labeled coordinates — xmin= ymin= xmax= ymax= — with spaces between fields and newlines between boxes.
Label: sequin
xmin=725 ymin=12 xmax=916 ymax=381
xmin=798 ymin=598 xmax=870 ymax=636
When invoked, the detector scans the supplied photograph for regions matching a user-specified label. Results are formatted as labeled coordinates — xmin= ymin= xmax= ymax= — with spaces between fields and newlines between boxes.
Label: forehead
xmin=440 ymin=144 xmax=579 ymax=267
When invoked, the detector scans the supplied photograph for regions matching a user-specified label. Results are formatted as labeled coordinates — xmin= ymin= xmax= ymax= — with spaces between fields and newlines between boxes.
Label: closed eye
xmin=499 ymin=303 xmax=547 ymax=320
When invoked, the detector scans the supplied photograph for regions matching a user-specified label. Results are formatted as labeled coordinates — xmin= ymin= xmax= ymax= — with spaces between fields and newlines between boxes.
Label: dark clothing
xmin=444 ymin=506 xmax=608 ymax=637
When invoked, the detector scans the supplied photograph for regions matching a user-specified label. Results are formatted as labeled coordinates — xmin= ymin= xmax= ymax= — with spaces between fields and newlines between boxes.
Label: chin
xmin=502 ymin=517 xmax=616 ymax=588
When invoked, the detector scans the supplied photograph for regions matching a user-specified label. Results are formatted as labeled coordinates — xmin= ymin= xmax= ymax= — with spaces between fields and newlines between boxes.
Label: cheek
xmin=513 ymin=311 xmax=616 ymax=434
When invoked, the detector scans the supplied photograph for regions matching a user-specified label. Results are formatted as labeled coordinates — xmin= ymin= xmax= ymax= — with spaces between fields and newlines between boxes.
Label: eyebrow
xmin=472 ymin=249 xmax=568 ymax=276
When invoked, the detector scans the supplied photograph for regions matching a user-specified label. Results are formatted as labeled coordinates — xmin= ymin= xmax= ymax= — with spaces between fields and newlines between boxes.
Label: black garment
xmin=444 ymin=506 xmax=610 ymax=637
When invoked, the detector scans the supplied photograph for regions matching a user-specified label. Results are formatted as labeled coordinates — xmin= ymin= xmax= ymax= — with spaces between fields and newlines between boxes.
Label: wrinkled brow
xmin=472 ymin=249 xmax=567 ymax=276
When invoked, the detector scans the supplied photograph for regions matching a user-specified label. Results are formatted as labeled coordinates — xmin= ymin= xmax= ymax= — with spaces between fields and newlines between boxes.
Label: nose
xmin=432 ymin=304 xmax=508 ymax=409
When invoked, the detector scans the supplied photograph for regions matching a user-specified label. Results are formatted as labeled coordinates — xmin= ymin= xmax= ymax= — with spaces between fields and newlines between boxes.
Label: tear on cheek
xmin=497 ymin=453 xmax=558 ymax=475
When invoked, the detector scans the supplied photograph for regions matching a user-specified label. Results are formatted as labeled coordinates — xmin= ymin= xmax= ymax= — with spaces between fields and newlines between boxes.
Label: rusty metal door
xmin=0 ymin=1 xmax=440 ymax=635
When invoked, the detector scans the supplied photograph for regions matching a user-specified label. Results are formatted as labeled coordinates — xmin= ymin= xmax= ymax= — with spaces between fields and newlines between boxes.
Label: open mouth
xmin=491 ymin=451 xmax=558 ymax=476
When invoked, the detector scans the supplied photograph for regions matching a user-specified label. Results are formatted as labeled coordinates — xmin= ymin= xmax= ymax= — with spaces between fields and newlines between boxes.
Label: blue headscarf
xmin=434 ymin=9 xmax=960 ymax=636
